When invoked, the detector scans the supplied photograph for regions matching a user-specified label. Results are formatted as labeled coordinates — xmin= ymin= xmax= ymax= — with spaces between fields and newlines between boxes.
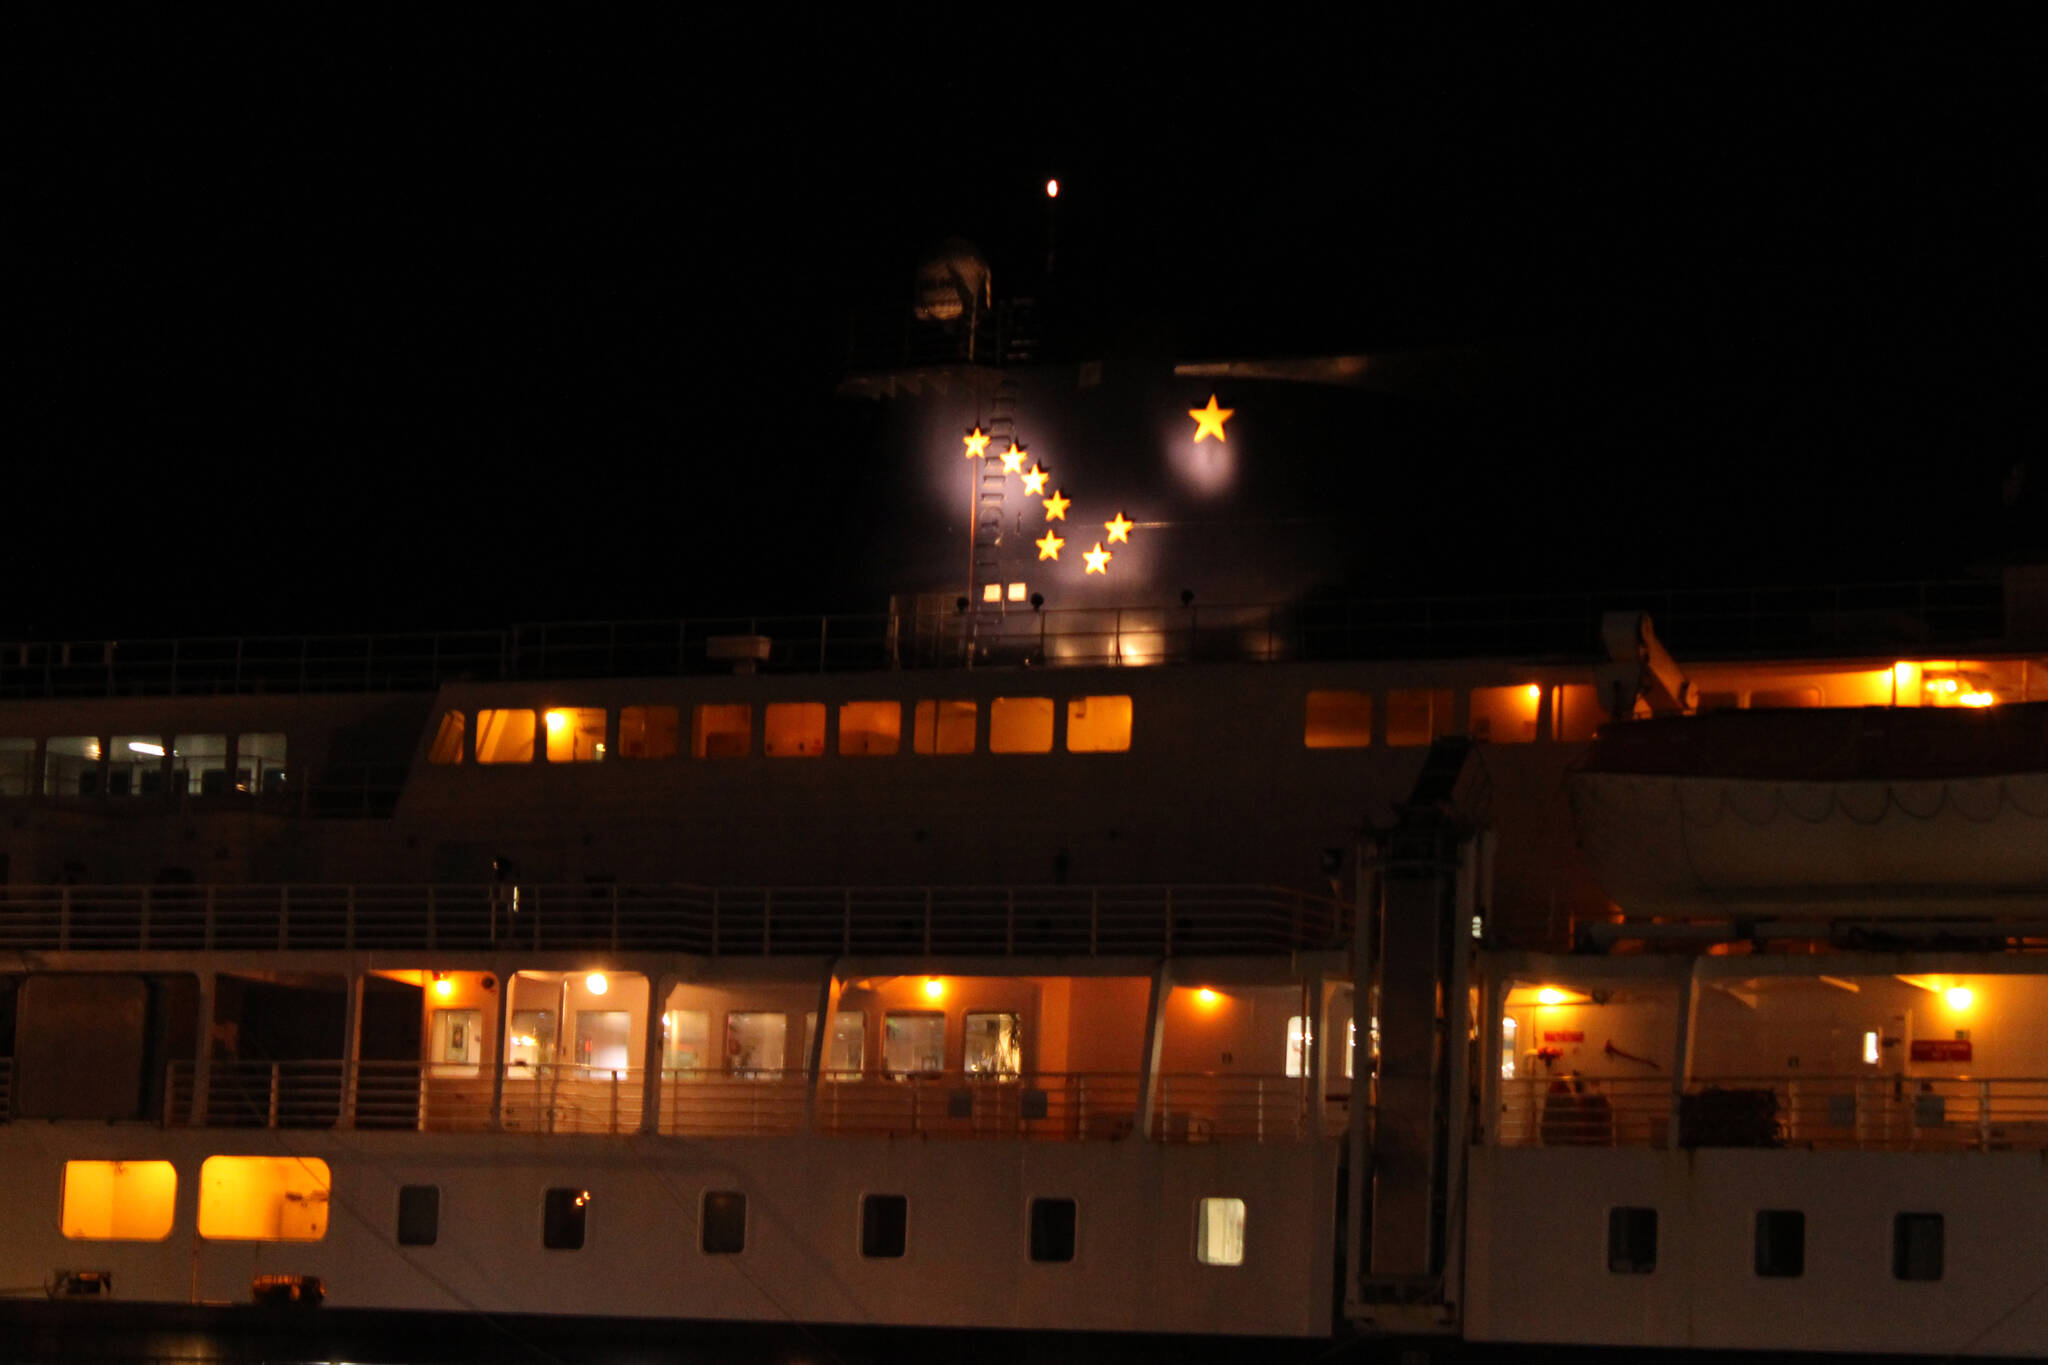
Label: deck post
xmin=339 ymin=971 xmax=364 ymax=1129
xmin=1306 ymin=974 xmax=1327 ymax=1140
xmin=1669 ymin=960 xmax=1701 ymax=1149
xmin=489 ymin=970 xmax=513 ymax=1131
xmin=1137 ymin=960 xmax=1172 ymax=1140
xmin=190 ymin=970 xmax=215 ymax=1128
xmin=639 ymin=973 xmax=669 ymax=1135
xmin=803 ymin=963 xmax=836 ymax=1133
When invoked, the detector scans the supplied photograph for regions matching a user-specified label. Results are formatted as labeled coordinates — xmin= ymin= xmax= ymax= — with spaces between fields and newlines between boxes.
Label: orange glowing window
xmin=1386 ymin=690 xmax=1454 ymax=747
xmin=1304 ymin=690 xmax=1371 ymax=748
xmin=543 ymin=708 xmax=607 ymax=763
xmin=692 ymin=704 xmax=752 ymax=759
xmin=912 ymin=700 xmax=976 ymax=755
xmin=1470 ymin=686 xmax=1541 ymax=744
xmin=1066 ymin=695 xmax=1132 ymax=753
xmin=197 ymin=1156 xmax=331 ymax=1242
xmin=838 ymin=701 xmax=901 ymax=756
xmin=764 ymin=702 xmax=826 ymax=757
xmin=989 ymin=697 xmax=1054 ymax=753
xmin=475 ymin=710 xmax=536 ymax=764
xmin=61 ymin=1160 xmax=176 ymax=1240
xmin=617 ymin=706 xmax=679 ymax=759
xmin=427 ymin=711 xmax=466 ymax=764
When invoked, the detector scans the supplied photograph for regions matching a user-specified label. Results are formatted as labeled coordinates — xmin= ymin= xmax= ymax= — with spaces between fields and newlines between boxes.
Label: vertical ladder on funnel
xmin=971 ymin=376 xmax=1018 ymax=628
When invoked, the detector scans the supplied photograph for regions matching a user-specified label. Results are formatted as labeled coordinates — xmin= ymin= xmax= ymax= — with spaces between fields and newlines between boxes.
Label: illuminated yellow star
xmin=1000 ymin=442 xmax=1028 ymax=474
xmin=1083 ymin=542 xmax=1112 ymax=574
xmin=1042 ymin=489 xmax=1070 ymax=521
xmin=1021 ymin=463 xmax=1049 ymax=496
xmin=1035 ymin=530 xmax=1065 ymax=561
xmin=1188 ymin=394 xmax=1234 ymax=443
xmin=1104 ymin=511 xmax=1134 ymax=544
xmin=964 ymin=426 xmax=991 ymax=459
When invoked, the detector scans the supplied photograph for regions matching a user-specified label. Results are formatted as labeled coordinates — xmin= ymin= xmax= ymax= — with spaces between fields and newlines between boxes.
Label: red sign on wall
xmin=1911 ymin=1040 xmax=1973 ymax=1063
xmin=1541 ymin=1030 xmax=1585 ymax=1044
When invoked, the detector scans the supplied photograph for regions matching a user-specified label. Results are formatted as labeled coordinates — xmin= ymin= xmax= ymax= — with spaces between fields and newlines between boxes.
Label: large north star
xmin=1188 ymin=394 xmax=1234 ymax=443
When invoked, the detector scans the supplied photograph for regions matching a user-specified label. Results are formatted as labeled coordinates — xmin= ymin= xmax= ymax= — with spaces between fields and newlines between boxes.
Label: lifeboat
xmin=1567 ymin=702 xmax=2048 ymax=918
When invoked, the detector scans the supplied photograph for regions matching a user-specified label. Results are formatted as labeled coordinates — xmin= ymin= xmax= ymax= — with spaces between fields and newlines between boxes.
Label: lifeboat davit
xmin=1567 ymin=702 xmax=2048 ymax=918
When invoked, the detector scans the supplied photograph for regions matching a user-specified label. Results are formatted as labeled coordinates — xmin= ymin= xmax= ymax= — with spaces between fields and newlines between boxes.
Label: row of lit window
xmin=58 ymin=1159 xmax=1250 ymax=1266
xmin=0 ymin=733 xmax=287 ymax=799
xmin=1303 ymin=684 xmax=1604 ymax=749
xmin=428 ymin=696 xmax=1136 ymax=763
xmin=1607 ymin=1206 xmax=1945 ymax=1281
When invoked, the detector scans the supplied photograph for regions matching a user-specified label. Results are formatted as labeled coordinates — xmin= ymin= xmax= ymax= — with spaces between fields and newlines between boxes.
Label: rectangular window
xmin=838 ymin=701 xmax=901 ymax=756
xmin=61 ymin=1160 xmax=176 ymax=1240
xmin=508 ymin=1009 xmax=556 ymax=1069
xmin=43 ymin=736 xmax=101 ymax=796
xmin=543 ymin=707 xmax=607 ymax=762
xmin=662 ymin=1008 xmax=711 ymax=1072
xmin=693 ymin=703 xmax=751 ymax=758
xmin=1065 ymin=695 xmax=1132 ymax=752
xmin=428 ymin=711 xmax=466 ymax=764
xmin=618 ymin=705 xmax=679 ymax=759
xmin=1553 ymin=684 xmax=1602 ymax=742
xmin=1304 ymin=690 xmax=1372 ymax=748
xmin=1893 ymin=1212 xmax=1943 ymax=1281
xmin=0 ymin=738 xmax=34 ymax=796
xmin=1029 ymin=1198 xmax=1077 ymax=1263
xmin=171 ymin=734 xmax=229 ymax=795
xmin=544 ymin=1188 xmax=589 ymax=1249
xmin=1470 ymin=685 xmax=1543 ymax=744
xmin=727 ymin=1011 xmax=788 ymax=1077
xmin=1285 ymin=1015 xmax=1312 ymax=1078
xmin=1754 ymin=1209 xmax=1805 ymax=1277
xmin=989 ymin=697 xmax=1053 ymax=753
xmin=475 ymin=709 xmax=536 ymax=763
xmin=397 ymin=1185 xmax=440 ymax=1247
xmin=432 ymin=1008 xmax=482 ymax=1067
xmin=198 ymin=1156 xmax=331 ymax=1241
xmin=1386 ymin=689 xmax=1453 ymax=747
xmin=912 ymin=699 xmax=977 ymax=755
xmin=575 ymin=1010 xmax=632 ymax=1072
xmin=1608 ymin=1207 xmax=1658 ymax=1274
xmin=861 ymin=1194 xmax=908 ymax=1258
xmin=964 ymin=1012 xmax=1021 ymax=1078
xmin=240 ymin=731 xmax=288 ymax=794
xmin=764 ymin=702 xmax=826 ymax=757
xmin=1196 ymin=1197 xmax=1245 ymax=1266
xmin=805 ymin=1010 xmax=866 ymax=1079
xmin=883 ymin=1012 xmax=945 ymax=1076
xmin=109 ymin=734 xmax=164 ymax=796
xmin=703 ymin=1191 xmax=746 ymax=1254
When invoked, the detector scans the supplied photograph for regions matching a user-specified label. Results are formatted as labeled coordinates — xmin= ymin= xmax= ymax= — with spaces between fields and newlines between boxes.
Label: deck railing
xmin=0 ymin=578 xmax=2007 ymax=697
xmin=0 ymin=881 xmax=1343 ymax=957
xmin=1496 ymin=1075 xmax=2048 ymax=1152
xmin=150 ymin=1061 xmax=1308 ymax=1144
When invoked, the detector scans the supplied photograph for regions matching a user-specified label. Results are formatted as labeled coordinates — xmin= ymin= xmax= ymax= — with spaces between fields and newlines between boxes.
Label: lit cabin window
xmin=1469 ymin=685 xmax=1542 ymax=743
xmin=617 ymin=706 xmax=679 ymax=759
xmin=0 ymin=738 xmax=35 ymax=796
xmin=428 ymin=711 xmax=465 ymax=764
xmin=61 ymin=1160 xmax=176 ymax=1240
xmin=764 ymin=702 xmax=826 ymax=757
xmin=1553 ymin=684 xmax=1601 ymax=741
xmin=838 ymin=701 xmax=901 ymax=756
xmin=693 ymin=704 xmax=751 ymax=758
xmin=804 ymin=1010 xmax=866 ymax=1080
xmin=912 ymin=700 xmax=976 ymax=755
xmin=989 ymin=697 xmax=1053 ymax=753
xmin=1285 ymin=1015 xmax=1312 ymax=1077
xmin=109 ymin=734 xmax=164 ymax=797
xmin=1196 ymin=1198 xmax=1246 ymax=1266
xmin=1065 ymin=695 xmax=1132 ymax=752
xmin=171 ymin=734 xmax=228 ymax=795
xmin=43 ymin=737 xmax=101 ymax=796
xmin=1502 ymin=1017 xmax=1519 ymax=1078
xmin=543 ymin=708 xmax=606 ymax=762
xmin=883 ymin=1013 xmax=945 ymax=1075
xmin=1386 ymin=690 xmax=1453 ymax=747
xmin=1751 ymin=687 xmax=1823 ymax=709
xmin=475 ymin=710 xmax=536 ymax=763
xmin=239 ymin=732 xmax=288 ymax=793
xmin=726 ymin=1012 xmax=788 ymax=1077
xmin=197 ymin=1156 xmax=331 ymax=1241
xmin=662 ymin=1009 xmax=711 ymax=1073
xmin=1304 ymin=690 xmax=1371 ymax=748
xmin=963 ymin=1012 xmax=1021 ymax=1078
xmin=576 ymin=1009 xmax=631 ymax=1072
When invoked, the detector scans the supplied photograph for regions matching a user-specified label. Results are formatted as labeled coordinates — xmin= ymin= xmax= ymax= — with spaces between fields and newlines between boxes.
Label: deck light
xmin=1959 ymin=691 xmax=1995 ymax=708
xmin=432 ymin=974 xmax=453 ymax=999
xmin=545 ymin=710 xmax=568 ymax=732
xmin=1197 ymin=988 xmax=1219 ymax=1006
xmin=128 ymin=741 xmax=165 ymax=756
xmin=586 ymin=972 xmax=609 ymax=996
xmin=1945 ymin=986 xmax=1974 ymax=1011
xmin=923 ymin=977 xmax=944 ymax=1000
xmin=1046 ymin=178 xmax=1059 ymax=198
xmin=1525 ymin=684 xmax=1541 ymax=702
xmin=1536 ymin=987 xmax=1568 ymax=1006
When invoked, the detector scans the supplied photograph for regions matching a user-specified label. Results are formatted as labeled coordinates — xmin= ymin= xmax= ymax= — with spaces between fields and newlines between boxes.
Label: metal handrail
xmin=0 ymin=880 xmax=1343 ymax=957
xmin=0 ymin=578 xmax=2007 ymax=697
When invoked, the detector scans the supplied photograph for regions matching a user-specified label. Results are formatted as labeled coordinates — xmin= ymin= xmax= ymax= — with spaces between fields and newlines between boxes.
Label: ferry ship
xmin=4 ymin=252 xmax=2047 ymax=1359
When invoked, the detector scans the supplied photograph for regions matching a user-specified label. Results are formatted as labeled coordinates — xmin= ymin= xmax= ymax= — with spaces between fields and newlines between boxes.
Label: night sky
xmin=16 ymin=14 xmax=2045 ymax=639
